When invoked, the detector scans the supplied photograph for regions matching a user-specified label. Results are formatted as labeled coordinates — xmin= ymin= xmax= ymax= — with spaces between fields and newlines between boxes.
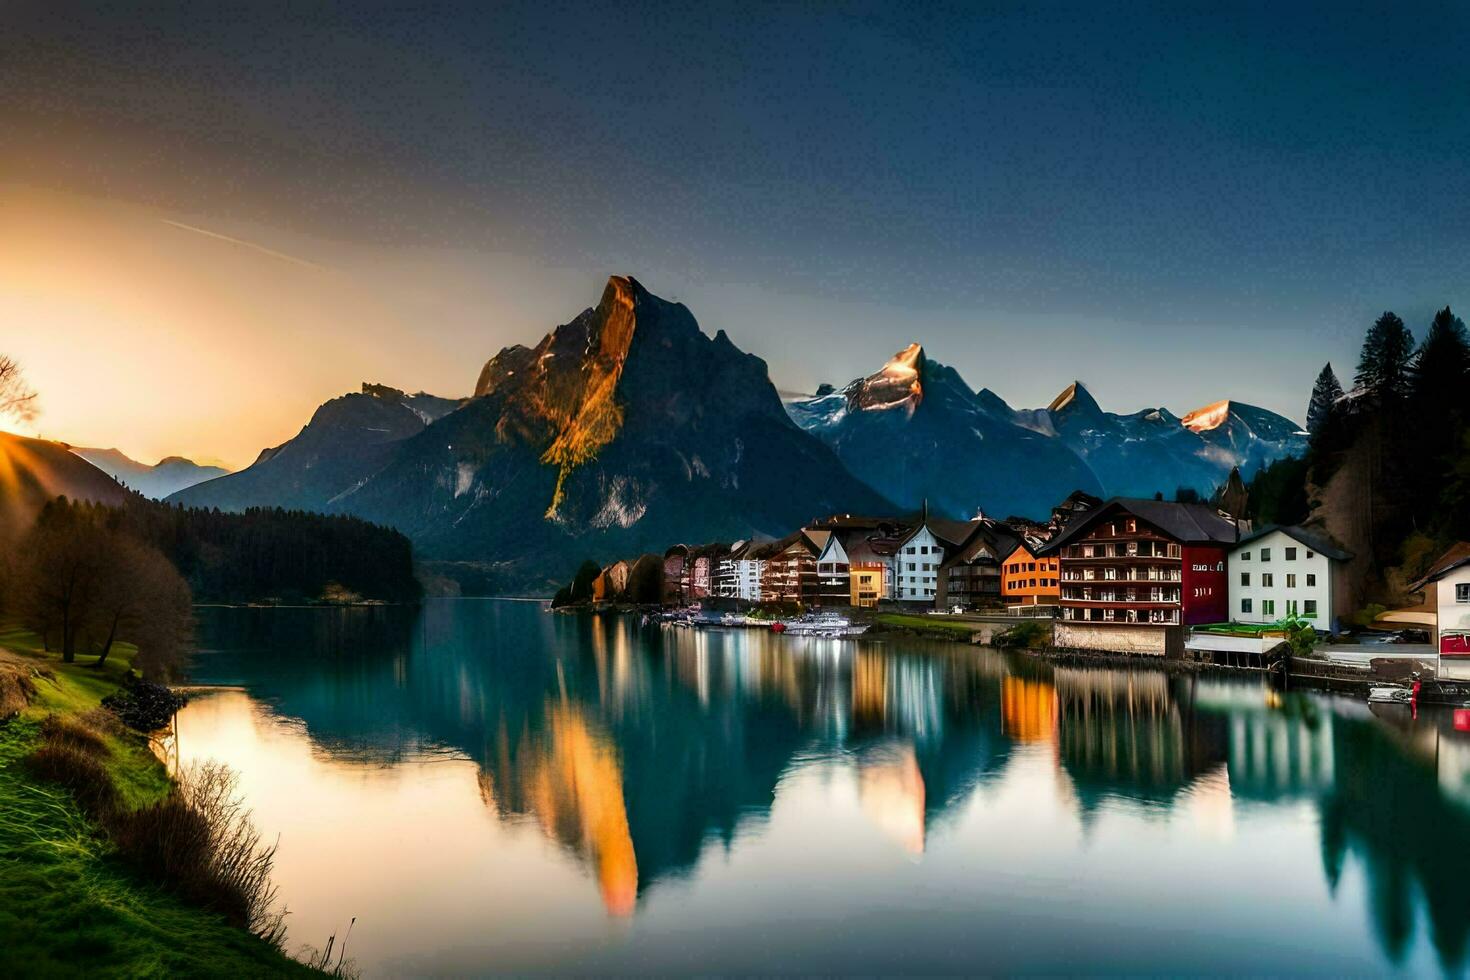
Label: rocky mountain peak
xmin=1180 ymin=399 xmax=1232 ymax=432
xmin=847 ymin=342 xmax=926 ymax=414
xmin=1047 ymin=381 xmax=1102 ymax=416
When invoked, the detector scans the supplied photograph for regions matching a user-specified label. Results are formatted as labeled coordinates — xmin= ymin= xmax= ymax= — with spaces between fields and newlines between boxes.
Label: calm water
xmin=175 ymin=599 xmax=1470 ymax=976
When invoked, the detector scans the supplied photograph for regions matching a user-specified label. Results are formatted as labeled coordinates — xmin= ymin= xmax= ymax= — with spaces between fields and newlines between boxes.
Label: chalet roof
xmin=941 ymin=521 xmax=1023 ymax=568
xmin=1038 ymin=497 xmax=1239 ymax=556
xmin=802 ymin=528 xmax=833 ymax=552
xmin=1234 ymin=524 xmax=1353 ymax=562
xmin=1409 ymin=541 xmax=1470 ymax=591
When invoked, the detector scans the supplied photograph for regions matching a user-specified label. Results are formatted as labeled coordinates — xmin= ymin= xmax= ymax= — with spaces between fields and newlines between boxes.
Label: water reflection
xmin=183 ymin=600 xmax=1470 ymax=974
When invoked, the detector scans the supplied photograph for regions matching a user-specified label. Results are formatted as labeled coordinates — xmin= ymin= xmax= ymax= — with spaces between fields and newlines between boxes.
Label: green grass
xmin=875 ymin=613 xmax=980 ymax=639
xmin=0 ymin=627 xmax=318 ymax=977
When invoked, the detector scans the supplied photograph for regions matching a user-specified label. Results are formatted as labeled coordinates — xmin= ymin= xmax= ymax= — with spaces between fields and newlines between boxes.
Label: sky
xmin=3 ymin=1 xmax=1468 ymax=469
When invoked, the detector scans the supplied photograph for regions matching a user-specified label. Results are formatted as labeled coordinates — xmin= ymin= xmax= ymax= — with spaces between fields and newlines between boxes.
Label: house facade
xmin=761 ymin=533 xmax=821 ymax=603
xmin=814 ymin=532 xmax=851 ymax=605
xmin=1001 ymin=541 xmax=1060 ymax=607
xmin=1044 ymin=498 xmax=1236 ymax=656
xmin=1228 ymin=526 xmax=1353 ymax=632
xmin=893 ymin=523 xmax=945 ymax=603
xmin=1410 ymin=543 xmax=1470 ymax=680
xmin=938 ymin=523 xmax=1019 ymax=609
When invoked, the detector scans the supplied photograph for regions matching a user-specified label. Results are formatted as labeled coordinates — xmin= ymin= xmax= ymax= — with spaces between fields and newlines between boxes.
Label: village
xmin=569 ymin=476 xmax=1470 ymax=700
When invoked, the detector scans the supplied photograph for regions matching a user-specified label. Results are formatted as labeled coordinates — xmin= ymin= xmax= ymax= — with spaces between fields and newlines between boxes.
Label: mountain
xmin=167 ymin=384 xmax=461 ymax=512
xmin=177 ymin=278 xmax=892 ymax=590
xmin=73 ymin=447 xmax=229 ymax=499
xmin=789 ymin=358 xmax=1307 ymax=519
xmin=786 ymin=344 xmax=1103 ymax=519
xmin=0 ymin=431 xmax=132 ymax=533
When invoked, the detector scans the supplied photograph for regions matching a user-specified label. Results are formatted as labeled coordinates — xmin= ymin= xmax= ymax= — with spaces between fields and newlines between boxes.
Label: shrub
xmin=994 ymin=620 xmax=1049 ymax=649
xmin=38 ymin=713 xmax=109 ymax=757
xmin=102 ymin=680 xmax=189 ymax=731
xmin=0 ymin=659 xmax=39 ymax=720
xmin=23 ymin=742 xmax=120 ymax=819
xmin=112 ymin=763 xmax=287 ymax=948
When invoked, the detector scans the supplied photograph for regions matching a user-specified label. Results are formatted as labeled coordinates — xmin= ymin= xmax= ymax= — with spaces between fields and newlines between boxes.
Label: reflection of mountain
xmin=191 ymin=599 xmax=1470 ymax=963
xmin=191 ymin=602 xmax=1020 ymax=911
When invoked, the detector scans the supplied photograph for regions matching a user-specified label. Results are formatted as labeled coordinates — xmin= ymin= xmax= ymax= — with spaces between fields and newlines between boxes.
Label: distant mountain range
xmin=787 ymin=346 xmax=1306 ymax=518
xmin=72 ymin=448 xmax=229 ymax=500
xmin=163 ymin=278 xmax=1306 ymax=589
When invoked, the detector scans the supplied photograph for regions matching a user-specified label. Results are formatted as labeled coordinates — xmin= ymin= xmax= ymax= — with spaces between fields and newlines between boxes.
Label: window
xmin=1262 ymin=599 xmax=1276 ymax=616
xmin=1306 ymin=551 xmax=1315 ymax=559
xmin=1126 ymin=519 xmax=1137 ymax=533
xmin=1286 ymin=547 xmax=1297 ymax=561
xmin=1260 ymin=548 xmax=1271 ymax=561
xmin=1303 ymin=600 xmax=1318 ymax=618
xmin=1286 ymin=574 xmax=1296 ymax=588
xmin=1240 ymin=573 xmax=1250 ymax=586
xmin=1241 ymin=598 xmax=1252 ymax=614
xmin=1458 ymin=584 xmax=1470 ymax=603
xmin=1262 ymin=573 xmax=1274 ymax=588
xmin=1241 ymin=551 xmax=1251 ymax=561
xmin=907 ymin=562 xmax=915 ymax=572
xmin=1306 ymin=574 xmax=1316 ymax=587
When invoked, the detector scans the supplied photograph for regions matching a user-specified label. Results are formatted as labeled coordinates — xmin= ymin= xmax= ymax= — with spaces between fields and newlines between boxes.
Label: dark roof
xmin=1234 ymin=524 xmax=1354 ymax=562
xmin=941 ymin=521 xmax=1023 ymax=568
xmin=1410 ymin=541 xmax=1470 ymax=591
xmin=1038 ymin=497 xmax=1239 ymax=555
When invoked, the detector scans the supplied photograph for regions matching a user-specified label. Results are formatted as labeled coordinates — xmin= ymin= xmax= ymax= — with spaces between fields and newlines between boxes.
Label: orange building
xmin=1001 ymin=542 xmax=1059 ymax=606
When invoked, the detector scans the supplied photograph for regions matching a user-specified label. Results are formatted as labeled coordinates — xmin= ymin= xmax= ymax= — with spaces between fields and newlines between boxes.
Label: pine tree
xmin=1305 ymin=363 xmax=1344 ymax=435
xmin=1410 ymin=306 xmax=1470 ymax=404
xmin=1355 ymin=311 xmax=1415 ymax=401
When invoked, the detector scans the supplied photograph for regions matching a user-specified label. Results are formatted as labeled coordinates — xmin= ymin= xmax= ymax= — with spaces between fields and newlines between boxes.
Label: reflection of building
xmin=1045 ymin=498 xmax=1237 ymax=656
xmin=1052 ymin=667 xmax=1229 ymax=810
xmin=1001 ymin=676 xmax=1057 ymax=743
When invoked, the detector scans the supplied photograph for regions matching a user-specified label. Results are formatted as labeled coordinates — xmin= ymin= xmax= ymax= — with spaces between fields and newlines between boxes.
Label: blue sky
xmin=3 ymin=1 xmax=1466 ymax=463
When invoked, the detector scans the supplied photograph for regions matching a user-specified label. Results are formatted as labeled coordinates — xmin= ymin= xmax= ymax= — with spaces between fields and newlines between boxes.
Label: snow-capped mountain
xmin=788 ymin=358 xmax=1307 ymax=519
xmin=787 ymin=345 xmax=1104 ymax=520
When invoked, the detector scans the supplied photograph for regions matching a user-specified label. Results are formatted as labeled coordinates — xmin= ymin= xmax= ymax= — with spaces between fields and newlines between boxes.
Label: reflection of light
xmin=1177 ymin=765 xmax=1235 ymax=840
xmin=858 ymin=741 xmax=926 ymax=856
xmin=1002 ymin=676 xmax=1058 ymax=744
xmin=485 ymin=699 xmax=639 ymax=916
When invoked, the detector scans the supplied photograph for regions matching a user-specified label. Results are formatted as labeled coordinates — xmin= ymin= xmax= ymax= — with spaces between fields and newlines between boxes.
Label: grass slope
xmin=874 ymin=613 xmax=979 ymax=639
xmin=0 ymin=627 xmax=317 ymax=977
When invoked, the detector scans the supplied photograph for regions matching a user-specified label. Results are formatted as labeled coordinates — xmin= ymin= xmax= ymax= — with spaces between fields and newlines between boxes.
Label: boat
xmin=777 ymin=612 xmax=869 ymax=638
xmin=1369 ymin=685 xmax=1413 ymax=704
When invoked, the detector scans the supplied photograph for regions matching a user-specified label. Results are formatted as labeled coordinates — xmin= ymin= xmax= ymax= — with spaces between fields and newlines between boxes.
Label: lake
xmin=175 ymin=598 xmax=1470 ymax=976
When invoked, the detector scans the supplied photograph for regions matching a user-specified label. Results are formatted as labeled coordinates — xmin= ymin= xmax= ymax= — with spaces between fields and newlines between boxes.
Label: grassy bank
xmin=0 ymin=627 xmax=317 ymax=977
xmin=873 ymin=613 xmax=980 ymax=640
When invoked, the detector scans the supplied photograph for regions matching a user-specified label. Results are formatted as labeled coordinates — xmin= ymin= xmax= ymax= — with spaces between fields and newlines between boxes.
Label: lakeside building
xmin=1410 ymin=543 xmax=1470 ymax=679
xmin=813 ymin=531 xmax=851 ymax=605
xmin=663 ymin=545 xmax=689 ymax=603
xmin=937 ymin=521 xmax=1020 ymax=609
xmin=889 ymin=507 xmax=984 ymax=604
xmin=761 ymin=532 xmax=824 ymax=602
xmin=1001 ymin=540 xmax=1060 ymax=608
xmin=1228 ymin=525 xmax=1354 ymax=632
xmin=592 ymin=559 xmax=631 ymax=602
xmin=1042 ymin=498 xmax=1237 ymax=656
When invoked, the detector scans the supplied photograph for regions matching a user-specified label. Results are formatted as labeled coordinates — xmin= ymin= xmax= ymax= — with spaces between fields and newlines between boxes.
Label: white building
xmin=1409 ymin=543 xmax=1470 ymax=680
xmin=893 ymin=523 xmax=945 ymax=603
xmin=1229 ymin=525 xmax=1354 ymax=632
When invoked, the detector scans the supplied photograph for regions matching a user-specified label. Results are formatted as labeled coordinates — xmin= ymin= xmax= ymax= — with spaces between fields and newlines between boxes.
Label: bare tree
xmin=89 ymin=535 xmax=195 ymax=677
xmin=0 ymin=355 xmax=37 ymax=423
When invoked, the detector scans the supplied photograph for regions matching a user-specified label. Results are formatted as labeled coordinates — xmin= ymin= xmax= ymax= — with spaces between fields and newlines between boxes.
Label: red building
xmin=1041 ymin=498 xmax=1236 ymax=656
